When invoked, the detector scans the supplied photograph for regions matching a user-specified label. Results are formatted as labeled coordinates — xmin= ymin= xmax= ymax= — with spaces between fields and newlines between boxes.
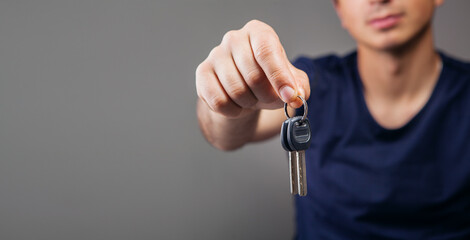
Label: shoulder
xmin=440 ymin=51 xmax=470 ymax=77
xmin=438 ymin=52 xmax=470 ymax=106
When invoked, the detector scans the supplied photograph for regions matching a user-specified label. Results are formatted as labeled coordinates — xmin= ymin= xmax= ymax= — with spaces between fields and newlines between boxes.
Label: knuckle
xmin=253 ymin=41 xmax=277 ymax=63
xmin=232 ymin=91 xmax=257 ymax=108
xmin=229 ymin=86 xmax=247 ymax=101
xmin=196 ymin=61 xmax=210 ymax=76
xmin=208 ymin=95 xmax=229 ymax=113
xmin=195 ymin=64 xmax=216 ymax=100
xmin=195 ymin=80 xmax=209 ymax=101
xmin=244 ymin=19 xmax=272 ymax=32
xmin=222 ymin=76 xmax=246 ymax=101
xmin=267 ymin=68 xmax=289 ymax=86
xmin=195 ymin=64 xmax=212 ymax=90
xmin=196 ymin=85 xmax=206 ymax=100
xmin=244 ymin=19 xmax=262 ymax=29
xmin=221 ymin=30 xmax=239 ymax=46
xmin=208 ymin=45 xmax=224 ymax=60
xmin=297 ymin=69 xmax=308 ymax=80
xmin=244 ymin=68 xmax=264 ymax=86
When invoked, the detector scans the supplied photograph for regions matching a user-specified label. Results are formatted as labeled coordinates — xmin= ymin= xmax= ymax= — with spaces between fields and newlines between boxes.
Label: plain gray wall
xmin=1 ymin=0 xmax=469 ymax=239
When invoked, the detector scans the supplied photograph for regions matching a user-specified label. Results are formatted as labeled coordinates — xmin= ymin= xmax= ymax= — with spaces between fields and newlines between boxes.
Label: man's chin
xmin=362 ymin=24 xmax=431 ymax=53
xmin=363 ymin=35 xmax=411 ymax=53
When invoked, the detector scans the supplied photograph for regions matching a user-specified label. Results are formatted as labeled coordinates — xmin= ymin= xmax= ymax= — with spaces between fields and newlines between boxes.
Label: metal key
xmin=287 ymin=116 xmax=311 ymax=196
xmin=280 ymin=96 xmax=311 ymax=197
xmin=281 ymin=118 xmax=298 ymax=195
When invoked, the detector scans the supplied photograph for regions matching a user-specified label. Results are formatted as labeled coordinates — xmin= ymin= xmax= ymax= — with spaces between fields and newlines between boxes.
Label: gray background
xmin=1 ymin=0 xmax=469 ymax=239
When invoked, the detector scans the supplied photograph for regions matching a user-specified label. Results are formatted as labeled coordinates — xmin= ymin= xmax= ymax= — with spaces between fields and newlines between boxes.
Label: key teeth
xmin=289 ymin=151 xmax=298 ymax=195
xmin=282 ymin=113 xmax=310 ymax=197
xmin=296 ymin=151 xmax=308 ymax=197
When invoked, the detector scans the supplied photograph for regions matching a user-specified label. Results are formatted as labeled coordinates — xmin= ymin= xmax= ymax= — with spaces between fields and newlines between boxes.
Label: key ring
xmin=284 ymin=95 xmax=308 ymax=121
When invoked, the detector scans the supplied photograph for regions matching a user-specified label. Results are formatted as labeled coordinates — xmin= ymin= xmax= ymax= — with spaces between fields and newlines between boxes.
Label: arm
xmin=195 ymin=20 xmax=310 ymax=151
xmin=197 ymin=100 xmax=287 ymax=150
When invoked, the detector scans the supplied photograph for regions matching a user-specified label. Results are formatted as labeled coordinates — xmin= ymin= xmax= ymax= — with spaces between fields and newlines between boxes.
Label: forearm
xmin=197 ymin=99 xmax=260 ymax=151
xmin=195 ymin=20 xmax=310 ymax=150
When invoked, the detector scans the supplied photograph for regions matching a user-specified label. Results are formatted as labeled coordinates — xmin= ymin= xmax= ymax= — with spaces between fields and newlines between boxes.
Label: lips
xmin=369 ymin=13 xmax=403 ymax=30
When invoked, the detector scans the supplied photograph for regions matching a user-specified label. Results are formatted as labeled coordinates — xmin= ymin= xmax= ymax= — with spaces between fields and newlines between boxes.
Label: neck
xmin=357 ymin=25 xmax=441 ymax=103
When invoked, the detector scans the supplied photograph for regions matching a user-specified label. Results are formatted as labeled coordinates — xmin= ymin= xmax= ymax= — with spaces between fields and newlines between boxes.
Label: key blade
xmin=289 ymin=151 xmax=298 ymax=195
xmin=296 ymin=150 xmax=307 ymax=196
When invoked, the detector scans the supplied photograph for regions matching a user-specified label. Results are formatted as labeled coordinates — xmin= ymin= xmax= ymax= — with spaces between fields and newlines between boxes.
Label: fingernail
xmin=279 ymin=86 xmax=295 ymax=102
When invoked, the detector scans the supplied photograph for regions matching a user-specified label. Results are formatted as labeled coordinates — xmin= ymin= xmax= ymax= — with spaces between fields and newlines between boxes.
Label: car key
xmin=281 ymin=96 xmax=311 ymax=196
xmin=287 ymin=116 xmax=311 ymax=196
xmin=281 ymin=118 xmax=298 ymax=195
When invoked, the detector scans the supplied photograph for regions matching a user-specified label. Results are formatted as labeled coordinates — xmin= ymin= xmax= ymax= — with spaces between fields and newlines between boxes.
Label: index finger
xmin=244 ymin=21 xmax=301 ymax=107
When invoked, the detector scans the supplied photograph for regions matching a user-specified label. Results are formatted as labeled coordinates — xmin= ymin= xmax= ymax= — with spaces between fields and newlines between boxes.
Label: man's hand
xmin=196 ymin=20 xmax=310 ymax=119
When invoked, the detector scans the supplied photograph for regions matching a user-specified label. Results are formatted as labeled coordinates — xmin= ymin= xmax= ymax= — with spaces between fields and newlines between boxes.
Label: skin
xmin=335 ymin=0 xmax=444 ymax=128
xmin=196 ymin=0 xmax=445 ymax=150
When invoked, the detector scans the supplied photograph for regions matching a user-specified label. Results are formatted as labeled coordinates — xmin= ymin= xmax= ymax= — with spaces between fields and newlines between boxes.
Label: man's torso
xmin=293 ymin=51 xmax=470 ymax=239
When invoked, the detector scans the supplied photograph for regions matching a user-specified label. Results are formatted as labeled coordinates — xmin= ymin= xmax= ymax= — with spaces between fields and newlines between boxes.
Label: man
xmin=196 ymin=0 xmax=470 ymax=238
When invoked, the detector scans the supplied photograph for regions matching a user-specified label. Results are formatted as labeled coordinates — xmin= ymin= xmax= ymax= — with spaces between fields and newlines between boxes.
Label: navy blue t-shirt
xmin=292 ymin=51 xmax=470 ymax=239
